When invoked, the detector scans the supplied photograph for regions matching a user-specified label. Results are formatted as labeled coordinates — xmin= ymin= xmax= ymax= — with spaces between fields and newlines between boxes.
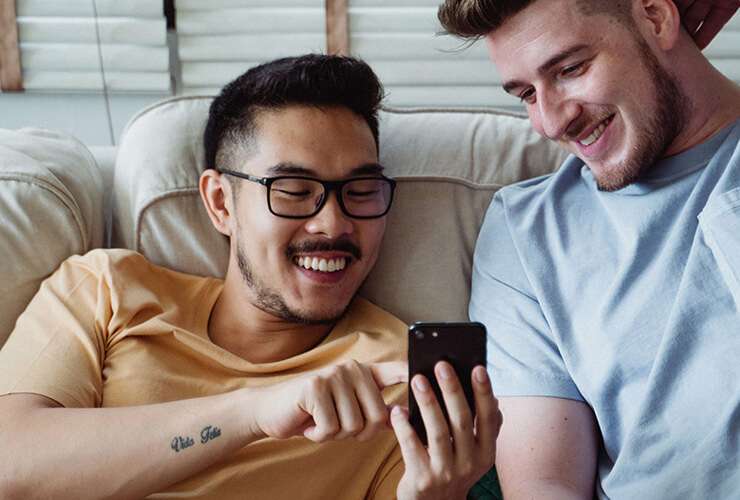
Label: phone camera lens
xmin=432 ymin=331 xmax=438 ymax=338
xmin=415 ymin=331 xmax=425 ymax=340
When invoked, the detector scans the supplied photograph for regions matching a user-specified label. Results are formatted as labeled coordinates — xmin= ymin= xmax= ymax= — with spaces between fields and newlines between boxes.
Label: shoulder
xmin=61 ymin=249 xmax=218 ymax=299
xmin=493 ymin=154 xmax=585 ymax=220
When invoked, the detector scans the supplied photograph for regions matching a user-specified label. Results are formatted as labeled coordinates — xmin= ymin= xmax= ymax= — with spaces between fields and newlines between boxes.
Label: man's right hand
xmin=674 ymin=0 xmax=739 ymax=49
xmin=249 ymin=360 xmax=407 ymax=442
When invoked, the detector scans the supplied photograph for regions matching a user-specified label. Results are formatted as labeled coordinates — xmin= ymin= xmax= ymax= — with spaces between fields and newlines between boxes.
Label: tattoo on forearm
xmin=171 ymin=435 xmax=195 ymax=453
xmin=201 ymin=425 xmax=222 ymax=444
xmin=170 ymin=425 xmax=222 ymax=453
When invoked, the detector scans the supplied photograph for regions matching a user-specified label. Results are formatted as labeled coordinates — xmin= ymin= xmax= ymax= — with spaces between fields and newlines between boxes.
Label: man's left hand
xmin=390 ymin=362 xmax=501 ymax=500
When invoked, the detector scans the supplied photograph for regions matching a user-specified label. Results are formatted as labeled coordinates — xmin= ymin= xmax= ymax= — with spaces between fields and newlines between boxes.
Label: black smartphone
xmin=408 ymin=321 xmax=487 ymax=446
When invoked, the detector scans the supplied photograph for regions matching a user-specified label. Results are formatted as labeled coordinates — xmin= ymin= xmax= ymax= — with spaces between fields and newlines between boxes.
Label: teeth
xmin=294 ymin=256 xmax=348 ymax=273
xmin=580 ymin=117 xmax=610 ymax=146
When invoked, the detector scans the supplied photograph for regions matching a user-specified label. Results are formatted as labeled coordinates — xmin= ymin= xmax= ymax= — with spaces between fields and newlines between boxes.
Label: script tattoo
xmin=170 ymin=425 xmax=222 ymax=453
xmin=200 ymin=425 xmax=222 ymax=444
xmin=170 ymin=435 xmax=195 ymax=453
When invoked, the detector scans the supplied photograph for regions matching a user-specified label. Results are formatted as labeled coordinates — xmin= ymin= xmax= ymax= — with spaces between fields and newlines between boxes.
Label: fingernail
xmin=438 ymin=363 xmax=453 ymax=380
xmin=474 ymin=367 xmax=489 ymax=384
xmin=391 ymin=405 xmax=402 ymax=417
xmin=412 ymin=376 xmax=430 ymax=392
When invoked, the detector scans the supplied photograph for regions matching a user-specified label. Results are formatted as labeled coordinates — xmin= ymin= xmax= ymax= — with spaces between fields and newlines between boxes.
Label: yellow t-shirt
xmin=0 ymin=249 xmax=407 ymax=499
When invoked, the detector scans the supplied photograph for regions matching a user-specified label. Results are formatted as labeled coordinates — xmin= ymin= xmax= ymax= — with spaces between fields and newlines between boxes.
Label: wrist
xmin=231 ymin=387 xmax=267 ymax=443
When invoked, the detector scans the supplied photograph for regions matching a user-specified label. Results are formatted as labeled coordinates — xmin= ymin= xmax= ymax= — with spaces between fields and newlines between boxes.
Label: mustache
xmin=565 ymin=112 xmax=613 ymax=141
xmin=286 ymin=238 xmax=362 ymax=261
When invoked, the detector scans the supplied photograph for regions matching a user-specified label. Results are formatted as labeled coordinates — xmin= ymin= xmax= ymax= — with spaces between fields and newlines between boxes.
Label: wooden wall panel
xmin=326 ymin=0 xmax=348 ymax=55
xmin=0 ymin=0 xmax=23 ymax=91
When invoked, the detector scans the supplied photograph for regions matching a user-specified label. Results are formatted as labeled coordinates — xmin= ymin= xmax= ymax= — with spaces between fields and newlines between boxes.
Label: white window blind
xmin=175 ymin=0 xmax=326 ymax=95
xmin=348 ymin=0 xmax=518 ymax=108
xmin=16 ymin=0 xmax=170 ymax=92
xmin=174 ymin=1 xmax=737 ymax=108
xmin=705 ymin=14 xmax=740 ymax=82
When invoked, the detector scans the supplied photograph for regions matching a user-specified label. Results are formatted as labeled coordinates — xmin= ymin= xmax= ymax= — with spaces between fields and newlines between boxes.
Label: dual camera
xmin=414 ymin=330 xmax=439 ymax=340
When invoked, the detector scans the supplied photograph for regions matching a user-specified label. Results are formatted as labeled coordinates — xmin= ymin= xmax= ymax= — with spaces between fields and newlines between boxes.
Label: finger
xmin=330 ymin=375 xmax=366 ymax=440
xmin=354 ymin=365 xmax=392 ymax=441
xmin=682 ymin=0 xmax=712 ymax=35
xmin=370 ymin=361 xmax=408 ymax=388
xmin=389 ymin=405 xmax=429 ymax=473
xmin=471 ymin=366 xmax=501 ymax=461
xmin=412 ymin=373 xmax=454 ymax=464
xmin=435 ymin=361 xmax=476 ymax=456
xmin=693 ymin=6 xmax=737 ymax=49
xmin=302 ymin=377 xmax=340 ymax=442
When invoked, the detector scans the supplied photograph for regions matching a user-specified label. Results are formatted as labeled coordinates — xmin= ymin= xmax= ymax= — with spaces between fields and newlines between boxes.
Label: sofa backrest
xmin=112 ymin=97 xmax=566 ymax=324
xmin=0 ymin=128 xmax=104 ymax=347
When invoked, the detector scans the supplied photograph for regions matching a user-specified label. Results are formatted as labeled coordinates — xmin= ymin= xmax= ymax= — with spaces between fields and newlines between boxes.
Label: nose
xmin=531 ymin=87 xmax=580 ymax=141
xmin=304 ymin=191 xmax=354 ymax=239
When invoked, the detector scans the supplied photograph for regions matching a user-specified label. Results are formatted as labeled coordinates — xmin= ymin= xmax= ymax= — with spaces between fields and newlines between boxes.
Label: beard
xmin=234 ymin=237 xmax=359 ymax=326
xmin=593 ymin=39 xmax=690 ymax=192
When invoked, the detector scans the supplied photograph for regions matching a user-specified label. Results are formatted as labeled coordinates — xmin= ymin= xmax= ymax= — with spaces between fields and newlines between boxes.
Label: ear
xmin=635 ymin=0 xmax=682 ymax=51
xmin=200 ymin=169 xmax=233 ymax=237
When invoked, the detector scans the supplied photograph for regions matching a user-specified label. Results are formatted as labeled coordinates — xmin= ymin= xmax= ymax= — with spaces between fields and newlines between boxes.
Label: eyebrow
xmin=265 ymin=162 xmax=385 ymax=177
xmin=502 ymin=44 xmax=590 ymax=94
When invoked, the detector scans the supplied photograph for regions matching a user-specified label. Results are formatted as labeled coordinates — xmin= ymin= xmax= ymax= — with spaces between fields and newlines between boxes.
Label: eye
xmin=273 ymin=188 xmax=311 ymax=198
xmin=560 ymin=62 xmax=586 ymax=77
xmin=518 ymin=87 xmax=536 ymax=104
xmin=347 ymin=189 xmax=379 ymax=197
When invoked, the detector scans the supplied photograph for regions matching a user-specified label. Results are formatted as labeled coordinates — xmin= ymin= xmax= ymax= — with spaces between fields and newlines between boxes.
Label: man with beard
xmin=0 ymin=55 xmax=500 ymax=499
xmin=438 ymin=0 xmax=740 ymax=498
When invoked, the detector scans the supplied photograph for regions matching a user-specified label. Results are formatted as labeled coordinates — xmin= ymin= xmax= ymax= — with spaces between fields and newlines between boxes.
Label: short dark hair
xmin=203 ymin=54 xmax=384 ymax=173
xmin=438 ymin=0 xmax=633 ymax=41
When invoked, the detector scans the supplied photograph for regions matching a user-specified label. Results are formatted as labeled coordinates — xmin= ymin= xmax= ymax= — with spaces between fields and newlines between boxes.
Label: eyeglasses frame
xmin=217 ymin=168 xmax=397 ymax=220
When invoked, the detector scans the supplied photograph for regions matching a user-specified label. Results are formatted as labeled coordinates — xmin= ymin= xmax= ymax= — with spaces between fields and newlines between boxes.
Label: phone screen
xmin=408 ymin=322 xmax=487 ymax=446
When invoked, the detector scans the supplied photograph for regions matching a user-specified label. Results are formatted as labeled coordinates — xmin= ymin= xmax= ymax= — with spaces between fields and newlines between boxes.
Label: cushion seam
xmin=0 ymin=174 xmax=88 ymax=250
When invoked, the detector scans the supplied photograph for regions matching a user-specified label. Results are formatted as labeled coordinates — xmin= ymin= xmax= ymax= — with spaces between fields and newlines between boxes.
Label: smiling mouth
xmin=578 ymin=115 xmax=615 ymax=147
xmin=293 ymin=256 xmax=349 ymax=273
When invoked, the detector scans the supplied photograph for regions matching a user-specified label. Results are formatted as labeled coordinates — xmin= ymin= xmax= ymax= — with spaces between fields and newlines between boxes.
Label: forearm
xmin=0 ymin=389 xmax=261 ymax=500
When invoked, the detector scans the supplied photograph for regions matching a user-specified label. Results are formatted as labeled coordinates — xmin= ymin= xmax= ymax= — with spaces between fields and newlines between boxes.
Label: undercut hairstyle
xmin=438 ymin=0 xmax=633 ymax=40
xmin=203 ymin=54 xmax=384 ymax=174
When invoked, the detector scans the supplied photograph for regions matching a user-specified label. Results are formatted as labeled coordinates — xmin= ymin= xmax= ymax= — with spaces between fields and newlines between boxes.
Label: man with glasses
xmin=0 ymin=55 xmax=500 ymax=499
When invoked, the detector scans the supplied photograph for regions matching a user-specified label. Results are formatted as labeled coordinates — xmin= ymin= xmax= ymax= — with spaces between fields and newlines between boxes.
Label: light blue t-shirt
xmin=471 ymin=120 xmax=740 ymax=499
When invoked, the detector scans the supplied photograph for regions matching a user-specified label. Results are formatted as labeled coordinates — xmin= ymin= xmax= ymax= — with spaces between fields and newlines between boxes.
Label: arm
xmin=0 ymin=360 xmax=407 ymax=500
xmin=0 ymin=391 xmax=261 ymax=500
xmin=495 ymin=396 xmax=599 ymax=500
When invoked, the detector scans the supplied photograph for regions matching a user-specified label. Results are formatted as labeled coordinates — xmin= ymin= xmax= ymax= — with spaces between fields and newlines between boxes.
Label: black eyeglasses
xmin=218 ymin=168 xmax=396 ymax=219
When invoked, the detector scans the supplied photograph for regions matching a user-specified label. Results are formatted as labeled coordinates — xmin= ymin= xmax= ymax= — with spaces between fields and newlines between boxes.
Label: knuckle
xmin=345 ymin=419 xmax=364 ymax=434
xmin=440 ymin=470 xmax=454 ymax=484
xmin=450 ymin=414 xmax=473 ymax=434
xmin=324 ymin=421 xmax=340 ymax=436
xmin=429 ymin=432 xmax=451 ymax=449
xmin=416 ymin=475 xmax=434 ymax=494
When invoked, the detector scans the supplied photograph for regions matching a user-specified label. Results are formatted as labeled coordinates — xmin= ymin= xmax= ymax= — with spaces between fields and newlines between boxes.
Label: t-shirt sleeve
xmin=470 ymin=193 xmax=583 ymax=401
xmin=0 ymin=255 xmax=112 ymax=407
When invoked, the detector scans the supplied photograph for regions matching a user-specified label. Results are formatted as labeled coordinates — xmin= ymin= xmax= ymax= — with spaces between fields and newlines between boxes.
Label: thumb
xmin=370 ymin=361 xmax=408 ymax=388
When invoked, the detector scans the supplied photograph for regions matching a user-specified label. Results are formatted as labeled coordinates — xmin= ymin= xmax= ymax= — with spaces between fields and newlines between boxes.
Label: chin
xmin=284 ymin=294 xmax=355 ymax=324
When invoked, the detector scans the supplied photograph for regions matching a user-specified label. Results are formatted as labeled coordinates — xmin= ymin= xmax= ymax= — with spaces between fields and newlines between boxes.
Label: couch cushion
xmin=113 ymin=96 xmax=566 ymax=323
xmin=0 ymin=128 xmax=104 ymax=347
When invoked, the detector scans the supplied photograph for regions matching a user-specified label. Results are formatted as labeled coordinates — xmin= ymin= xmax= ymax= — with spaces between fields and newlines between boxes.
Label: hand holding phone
xmin=408 ymin=322 xmax=487 ymax=445
xmin=390 ymin=321 xmax=498 ymax=500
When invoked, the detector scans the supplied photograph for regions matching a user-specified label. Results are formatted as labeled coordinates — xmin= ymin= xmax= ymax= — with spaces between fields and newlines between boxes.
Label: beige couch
xmin=0 ymin=97 xmax=566 ymax=349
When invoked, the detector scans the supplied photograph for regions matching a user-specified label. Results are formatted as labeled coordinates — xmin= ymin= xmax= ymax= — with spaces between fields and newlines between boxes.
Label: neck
xmin=208 ymin=267 xmax=334 ymax=364
xmin=663 ymin=38 xmax=740 ymax=157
